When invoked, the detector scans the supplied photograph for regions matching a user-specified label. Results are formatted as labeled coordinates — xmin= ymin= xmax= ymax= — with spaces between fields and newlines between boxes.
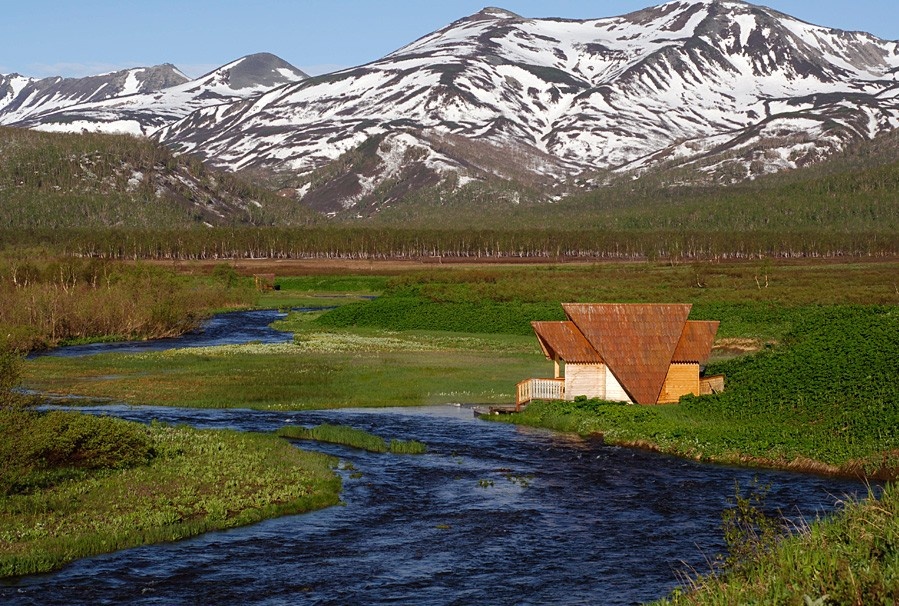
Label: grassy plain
xmin=9 ymin=258 xmax=899 ymax=600
xmin=22 ymin=341 xmax=543 ymax=409
xmin=21 ymin=259 xmax=899 ymax=410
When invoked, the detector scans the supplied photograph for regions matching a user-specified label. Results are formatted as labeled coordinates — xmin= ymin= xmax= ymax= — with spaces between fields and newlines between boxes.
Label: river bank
xmin=0 ymin=404 xmax=869 ymax=605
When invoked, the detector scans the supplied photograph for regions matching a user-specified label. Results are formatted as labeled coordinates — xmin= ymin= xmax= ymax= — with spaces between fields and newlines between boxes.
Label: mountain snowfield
xmin=1 ymin=53 xmax=307 ymax=136
xmin=5 ymin=0 xmax=899 ymax=216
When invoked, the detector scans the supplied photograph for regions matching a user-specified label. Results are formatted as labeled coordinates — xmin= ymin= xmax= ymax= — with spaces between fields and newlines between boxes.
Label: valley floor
xmin=5 ymin=258 xmax=899 ymax=601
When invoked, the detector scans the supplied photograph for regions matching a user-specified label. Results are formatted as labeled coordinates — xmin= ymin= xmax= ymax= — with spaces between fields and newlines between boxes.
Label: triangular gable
xmin=562 ymin=303 xmax=692 ymax=405
xmin=672 ymin=321 xmax=719 ymax=364
xmin=531 ymin=321 xmax=603 ymax=363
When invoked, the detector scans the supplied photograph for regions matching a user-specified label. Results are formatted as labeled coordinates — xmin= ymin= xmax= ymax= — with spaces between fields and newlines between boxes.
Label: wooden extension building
xmin=517 ymin=303 xmax=723 ymax=409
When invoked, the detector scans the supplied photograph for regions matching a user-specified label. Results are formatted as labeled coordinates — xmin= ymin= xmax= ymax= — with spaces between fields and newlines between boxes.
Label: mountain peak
xmin=198 ymin=52 xmax=307 ymax=90
xmin=469 ymin=7 xmax=522 ymax=21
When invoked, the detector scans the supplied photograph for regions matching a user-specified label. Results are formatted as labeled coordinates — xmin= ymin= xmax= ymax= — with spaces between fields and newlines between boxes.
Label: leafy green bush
xmin=1 ymin=345 xmax=153 ymax=494
xmin=0 ymin=410 xmax=154 ymax=495
xmin=505 ymin=305 xmax=899 ymax=476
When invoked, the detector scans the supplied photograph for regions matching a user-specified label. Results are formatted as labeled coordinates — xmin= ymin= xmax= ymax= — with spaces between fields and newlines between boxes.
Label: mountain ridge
xmin=5 ymin=2 xmax=899 ymax=221
xmin=1 ymin=53 xmax=307 ymax=136
xmin=149 ymin=1 xmax=899 ymax=216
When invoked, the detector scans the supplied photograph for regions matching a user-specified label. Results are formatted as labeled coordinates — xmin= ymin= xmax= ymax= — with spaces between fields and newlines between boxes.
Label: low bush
xmin=0 ymin=410 xmax=154 ymax=496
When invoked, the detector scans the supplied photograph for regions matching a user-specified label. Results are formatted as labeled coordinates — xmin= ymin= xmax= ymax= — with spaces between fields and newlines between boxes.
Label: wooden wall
xmin=657 ymin=363 xmax=700 ymax=404
xmin=604 ymin=366 xmax=631 ymax=403
xmin=565 ymin=363 xmax=606 ymax=400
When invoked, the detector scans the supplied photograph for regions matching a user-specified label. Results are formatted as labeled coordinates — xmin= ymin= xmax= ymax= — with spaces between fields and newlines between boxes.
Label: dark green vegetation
xmin=0 ymin=347 xmax=341 ymax=578
xmin=277 ymin=424 xmax=427 ymax=454
xmin=503 ymin=306 xmax=899 ymax=479
xmin=0 ymin=126 xmax=316 ymax=228
xmin=0 ymin=253 xmax=255 ymax=353
xmin=262 ymin=274 xmax=388 ymax=309
xmin=655 ymin=484 xmax=899 ymax=605
xmin=312 ymin=261 xmax=899 ymax=342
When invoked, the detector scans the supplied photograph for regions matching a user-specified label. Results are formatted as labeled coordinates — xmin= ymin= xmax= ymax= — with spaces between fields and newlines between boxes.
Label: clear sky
xmin=4 ymin=1 xmax=898 ymax=79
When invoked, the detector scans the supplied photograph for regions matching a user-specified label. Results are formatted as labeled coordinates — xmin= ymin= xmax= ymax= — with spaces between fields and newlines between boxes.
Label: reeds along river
xmin=2 ymin=403 xmax=869 ymax=605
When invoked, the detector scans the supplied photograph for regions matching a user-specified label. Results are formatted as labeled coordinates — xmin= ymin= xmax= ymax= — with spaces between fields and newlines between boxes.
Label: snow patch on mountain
xmin=3 ymin=53 xmax=307 ymax=136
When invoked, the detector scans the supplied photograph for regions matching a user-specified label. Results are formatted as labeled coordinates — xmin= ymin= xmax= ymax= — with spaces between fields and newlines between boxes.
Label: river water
xmin=29 ymin=309 xmax=296 ymax=358
xmin=3 ymin=312 xmax=871 ymax=605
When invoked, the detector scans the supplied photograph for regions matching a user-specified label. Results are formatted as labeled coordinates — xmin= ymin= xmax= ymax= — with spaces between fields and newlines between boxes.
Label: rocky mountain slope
xmin=2 ymin=53 xmax=307 ymax=136
xmin=152 ymin=1 xmax=899 ymax=215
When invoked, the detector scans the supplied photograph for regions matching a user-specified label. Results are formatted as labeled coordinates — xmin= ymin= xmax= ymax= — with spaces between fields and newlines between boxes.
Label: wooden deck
xmin=515 ymin=377 xmax=565 ymax=411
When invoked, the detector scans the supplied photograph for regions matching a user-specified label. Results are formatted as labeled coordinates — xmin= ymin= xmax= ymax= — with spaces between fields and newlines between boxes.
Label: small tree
xmin=720 ymin=479 xmax=788 ymax=572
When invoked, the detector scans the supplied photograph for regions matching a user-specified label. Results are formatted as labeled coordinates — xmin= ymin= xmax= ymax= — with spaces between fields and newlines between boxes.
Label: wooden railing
xmin=516 ymin=378 xmax=565 ymax=410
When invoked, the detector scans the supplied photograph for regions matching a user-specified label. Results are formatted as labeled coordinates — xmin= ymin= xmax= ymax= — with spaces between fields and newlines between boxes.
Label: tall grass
xmin=655 ymin=484 xmax=899 ymax=605
xmin=0 ymin=255 xmax=255 ymax=353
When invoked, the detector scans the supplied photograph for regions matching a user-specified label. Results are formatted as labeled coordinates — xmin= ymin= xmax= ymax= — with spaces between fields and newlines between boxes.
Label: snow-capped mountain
xmin=0 ymin=64 xmax=188 ymax=126
xmin=4 ymin=53 xmax=307 ymax=136
xmin=153 ymin=1 xmax=899 ymax=213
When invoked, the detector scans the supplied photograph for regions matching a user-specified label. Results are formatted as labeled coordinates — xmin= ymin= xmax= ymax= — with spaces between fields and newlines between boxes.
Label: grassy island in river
xmin=0 ymin=407 xmax=341 ymax=578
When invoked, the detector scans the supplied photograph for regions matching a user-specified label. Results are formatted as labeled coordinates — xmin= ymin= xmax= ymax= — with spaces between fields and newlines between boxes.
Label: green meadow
xmin=277 ymin=423 xmax=427 ymax=454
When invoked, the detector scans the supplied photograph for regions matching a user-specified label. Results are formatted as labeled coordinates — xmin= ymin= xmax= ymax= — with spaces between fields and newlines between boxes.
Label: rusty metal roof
xmin=672 ymin=321 xmax=720 ymax=364
xmin=561 ymin=303 xmax=692 ymax=405
xmin=531 ymin=321 xmax=603 ymax=363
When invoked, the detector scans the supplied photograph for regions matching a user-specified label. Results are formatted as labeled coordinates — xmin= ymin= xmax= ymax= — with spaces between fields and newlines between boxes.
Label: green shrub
xmin=0 ymin=410 xmax=154 ymax=496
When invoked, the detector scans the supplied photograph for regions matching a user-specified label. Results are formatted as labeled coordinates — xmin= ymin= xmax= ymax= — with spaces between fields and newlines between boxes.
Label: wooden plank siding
xmin=700 ymin=374 xmax=726 ymax=395
xmin=657 ymin=363 xmax=700 ymax=404
xmin=564 ymin=363 xmax=606 ymax=401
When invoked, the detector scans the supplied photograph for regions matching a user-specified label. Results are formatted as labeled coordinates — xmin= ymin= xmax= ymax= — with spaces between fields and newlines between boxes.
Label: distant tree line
xmin=3 ymin=228 xmax=897 ymax=261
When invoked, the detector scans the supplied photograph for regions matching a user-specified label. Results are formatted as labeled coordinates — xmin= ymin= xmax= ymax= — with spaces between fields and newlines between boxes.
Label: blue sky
xmin=4 ymin=1 xmax=898 ymax=79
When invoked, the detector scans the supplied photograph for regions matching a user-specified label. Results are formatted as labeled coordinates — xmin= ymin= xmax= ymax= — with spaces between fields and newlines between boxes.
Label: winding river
xmin=4 ymin=311 xmax=871 ymax=605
